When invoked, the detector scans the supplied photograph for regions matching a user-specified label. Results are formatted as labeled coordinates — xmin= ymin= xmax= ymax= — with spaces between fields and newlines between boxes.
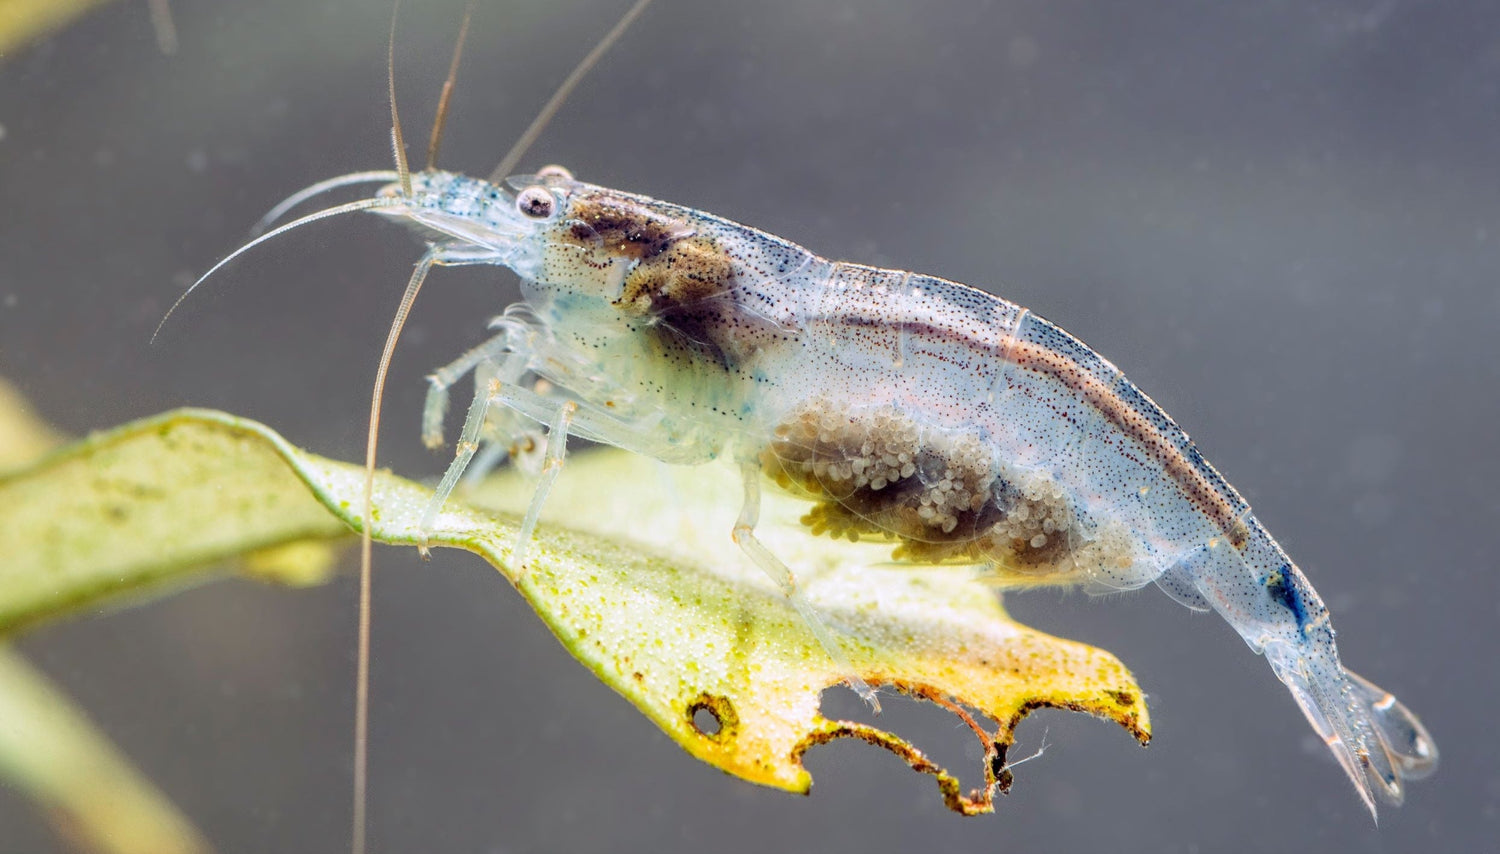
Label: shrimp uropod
xmin=179 ymin=0 xmax=1438 ymax=834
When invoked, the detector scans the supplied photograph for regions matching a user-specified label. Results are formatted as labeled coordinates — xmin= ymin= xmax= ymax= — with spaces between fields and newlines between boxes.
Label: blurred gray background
xmin=1 ymin=0 xmax=1496 ymax=851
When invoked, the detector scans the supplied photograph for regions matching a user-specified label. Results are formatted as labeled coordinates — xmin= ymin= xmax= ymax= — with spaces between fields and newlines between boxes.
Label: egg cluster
xmin=761 ymin=398 xmax=1141 ymax=585
xmin=766 ymin=401 xmax=998 ymax=535
xmin=990 ymin=471 xmax=1076 ymax=556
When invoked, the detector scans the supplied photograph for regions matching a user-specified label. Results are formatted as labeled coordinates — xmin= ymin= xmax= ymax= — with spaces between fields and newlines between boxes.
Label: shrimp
xmin=169 ymin=0 xmax=1437 ymax=835
xmin=358 ymin=166 xmax=1436 ymax=817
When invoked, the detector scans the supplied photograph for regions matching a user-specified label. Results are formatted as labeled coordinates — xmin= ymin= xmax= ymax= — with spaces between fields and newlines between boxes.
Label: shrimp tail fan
xmin=1265 ymin=642 xmax=1438 ymax=820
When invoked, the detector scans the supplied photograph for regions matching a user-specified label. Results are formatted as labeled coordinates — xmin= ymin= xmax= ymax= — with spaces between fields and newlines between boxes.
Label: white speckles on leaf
xmin=1 ymin=408 xmax=1150 ymax=815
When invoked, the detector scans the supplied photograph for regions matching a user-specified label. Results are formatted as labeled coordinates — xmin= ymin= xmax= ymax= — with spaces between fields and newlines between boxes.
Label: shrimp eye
xmin=516 ymin=186 xmax=555 ymax=219
xmin=537 ymin=164 xmax=574 ymax=181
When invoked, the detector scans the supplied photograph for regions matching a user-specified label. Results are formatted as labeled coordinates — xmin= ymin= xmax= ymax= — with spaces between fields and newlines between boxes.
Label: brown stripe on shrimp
xmin=1001 ymin=336 xmax=1251 ymax=549
xmin=811 ymin=279 xmax=1251 ymax=550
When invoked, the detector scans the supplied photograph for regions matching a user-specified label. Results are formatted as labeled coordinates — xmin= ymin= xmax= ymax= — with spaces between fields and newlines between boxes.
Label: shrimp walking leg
xmin=419 ymin=360 xmax=506 ymax=553
xmin=732 ymin=461 xmax=881 ymax=712
xmin=418 ymin=368 xmax=680 ymax=549
xmin=418 ymin=362 xmax=576 ymax=572
xmin=422 ymin=332 xmax=512 ymax=450
xmin=513 ymin=400 xmax=576 ymax=572
xmin=490 ymin=378 xmax=709 ymax=465
xmin=462 ymin=433 xmax=520 ymax=486
xmin=417 ymin=346 xmax=538 ymax=545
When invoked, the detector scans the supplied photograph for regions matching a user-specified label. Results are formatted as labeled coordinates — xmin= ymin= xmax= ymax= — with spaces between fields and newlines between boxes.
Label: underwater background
xmin=1 ymin=0 xmax=1496 ymax=850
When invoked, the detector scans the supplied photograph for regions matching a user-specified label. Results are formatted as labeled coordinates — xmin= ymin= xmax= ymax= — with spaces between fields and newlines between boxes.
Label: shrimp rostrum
xmin=336 ymin=165 xmax=1433 ymax=816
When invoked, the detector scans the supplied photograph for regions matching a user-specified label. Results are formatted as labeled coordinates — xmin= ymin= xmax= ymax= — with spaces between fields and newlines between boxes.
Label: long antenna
xmin=252 ymin=171 xmax=402 ymax=236
xmin=388 ymin=0 xmax=412 ymax=199
xmin=426 ymin=0 xmax=478 ymax=170
xmin=151 ymin=197 xmax=397 ymax=344
xmin=488 ymin=0 xmax=655 ymax=182
xmin=354 ymin=7 xmax=409 ymax=854
xmin=354 ymin=251 xmax=434 ymax=854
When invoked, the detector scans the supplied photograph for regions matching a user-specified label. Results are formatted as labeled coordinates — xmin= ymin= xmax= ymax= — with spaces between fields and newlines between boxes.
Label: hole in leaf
xmin=691 ymin=706 xmax=722 ymax=736
xmin=687 ymin=693 xmax=736 ymax=742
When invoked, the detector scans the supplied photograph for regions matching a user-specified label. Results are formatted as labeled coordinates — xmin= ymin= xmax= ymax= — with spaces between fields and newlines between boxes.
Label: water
xmin=1 ymin=0 xmax=1495 ymax=850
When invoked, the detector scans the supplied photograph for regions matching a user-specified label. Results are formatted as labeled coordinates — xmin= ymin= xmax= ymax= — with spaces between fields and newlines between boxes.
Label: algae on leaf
xmin=469 ymin=449 xmax=1153 ymax=810
xmin=0 ymin=408 xmax=1150 ymax=813
xmin=0 ymin=383 xmax=213 ymax=854
xmin=0 ymin=410 xmax=350 ymax=634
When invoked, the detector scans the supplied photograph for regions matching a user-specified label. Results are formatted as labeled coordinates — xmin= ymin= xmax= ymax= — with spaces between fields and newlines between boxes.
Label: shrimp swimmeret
xmin=364 ymin=165 xmax=1431 ymax=817
xmin=168 ymin=4 xmax=1438 ymax=826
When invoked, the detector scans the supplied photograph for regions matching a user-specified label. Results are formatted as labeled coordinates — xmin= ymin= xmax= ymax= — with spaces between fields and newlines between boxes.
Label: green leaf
xmin=0 ymin=408 xmax=1150 ymax=813
xmin=0 ymin=384 xmax=211 ymax=853
xmin=0 ymin=410 xmax=349 ymax=634
xmin=0 ymin=647 xmax=211 ymax=854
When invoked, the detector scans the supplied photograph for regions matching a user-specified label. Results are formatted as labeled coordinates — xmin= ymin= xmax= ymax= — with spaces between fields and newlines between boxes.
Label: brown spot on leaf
xmin=793 ymin=681 xmax=1005 ymax=816
xmin=687 ymin=693 xmax=739 ymax=743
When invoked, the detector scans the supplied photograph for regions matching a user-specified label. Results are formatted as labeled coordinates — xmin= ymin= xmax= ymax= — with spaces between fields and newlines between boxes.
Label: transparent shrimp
xmin=173 ymin=0 xmax=1438 ymax=832
xmin=349 ymin=166 xmax=1434 ymax=816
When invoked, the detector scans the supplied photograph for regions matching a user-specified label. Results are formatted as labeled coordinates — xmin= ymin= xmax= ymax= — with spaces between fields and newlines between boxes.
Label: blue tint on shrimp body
xmin=1265 ymin=564 xmax=1313 ymax=634
xmin=373 ymin=165 xmax=1437 ymax=817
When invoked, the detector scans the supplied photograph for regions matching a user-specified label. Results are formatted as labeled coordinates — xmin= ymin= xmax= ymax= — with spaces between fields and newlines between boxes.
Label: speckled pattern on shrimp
xmin=243 ymin=160 xmax=1439 ymax=819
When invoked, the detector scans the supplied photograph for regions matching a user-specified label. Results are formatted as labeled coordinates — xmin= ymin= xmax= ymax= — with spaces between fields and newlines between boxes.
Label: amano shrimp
xmin=171 ymin=0 xmax=1437 ymax=830
xmin=356 ymin=166 xmax=1436 ymax=817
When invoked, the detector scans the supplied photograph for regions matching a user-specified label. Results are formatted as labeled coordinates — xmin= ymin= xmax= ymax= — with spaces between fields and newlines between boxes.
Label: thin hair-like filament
xmin=253 ymin=171 xmax=402 ymax=235
xmin=151 ymin=197 xmax=399 ymax=344
xmin=488 ymin=0 xmax=655 ymax=182
xmin=355 ymin=249 xmax=435 ymax=854
xmin=388 ymin=0 xmax=412 ymax=198
xmin=426 ymin=1 xmax=478 ymax=170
